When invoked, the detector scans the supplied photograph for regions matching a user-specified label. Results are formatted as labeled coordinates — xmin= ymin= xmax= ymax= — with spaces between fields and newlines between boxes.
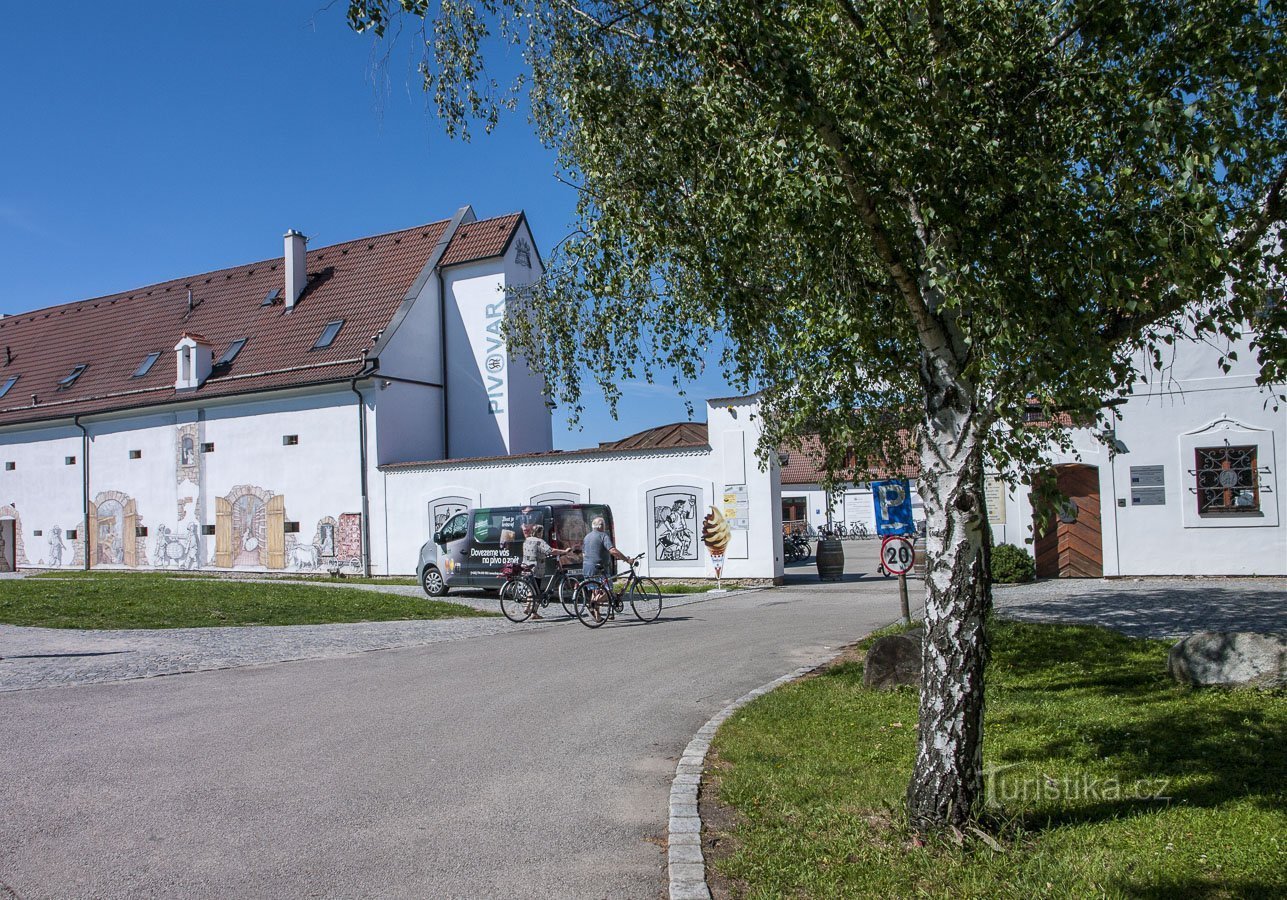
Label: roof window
xmin=260 ymin=288 xmax=281 ymax=307
xmin=312 ymin=320 xmax=344 ymax=350
xmin=57 ymin=365 xmax=87 ymax=390
xmin=215 ymin=338 xmax=247 ymax=367
xmin=133 ymin=352 xmax=161 ymax=378
xmin=0 ymin=375 xmax=16 ymax=399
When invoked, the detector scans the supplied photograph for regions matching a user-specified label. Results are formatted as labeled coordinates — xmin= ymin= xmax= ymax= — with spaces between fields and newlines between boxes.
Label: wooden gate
xmin=1033 ymin=464 xmax=1103 ymax=578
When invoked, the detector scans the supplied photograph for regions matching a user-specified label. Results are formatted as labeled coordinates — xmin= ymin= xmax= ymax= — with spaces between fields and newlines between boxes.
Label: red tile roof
xmin=0 ymin=212 xmax=522 ymax=427
xmin=779 ymin=433 xmax=920 ymax=485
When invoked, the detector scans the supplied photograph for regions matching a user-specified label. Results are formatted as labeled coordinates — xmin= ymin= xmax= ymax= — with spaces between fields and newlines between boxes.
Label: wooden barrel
xmin=816 ymin=538 xmax=844 ymax=581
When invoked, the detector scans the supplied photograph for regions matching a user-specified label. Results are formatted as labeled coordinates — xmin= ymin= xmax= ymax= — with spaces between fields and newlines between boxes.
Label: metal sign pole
xmin=898 ymin=572 xmax=910 ymax=626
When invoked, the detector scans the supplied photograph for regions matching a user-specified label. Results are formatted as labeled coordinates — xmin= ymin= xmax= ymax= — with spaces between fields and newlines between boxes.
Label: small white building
xmin=988 ymin=326 xmax=1285 ymax=577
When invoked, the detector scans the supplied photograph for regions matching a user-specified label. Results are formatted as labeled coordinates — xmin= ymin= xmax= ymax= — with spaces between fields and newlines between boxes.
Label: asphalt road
xmin=0 ymin=567 xmax=904 ymax=899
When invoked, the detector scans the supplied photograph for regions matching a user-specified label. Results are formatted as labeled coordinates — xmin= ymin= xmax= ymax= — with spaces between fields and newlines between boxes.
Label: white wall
xmin=0 ymin=387 xmax=370 ymax=573
xmin=502 ymin=219 xmax=553 ymax=455
xmin=382 ymin=397 xmax=782 ymax=579
xmin=0 ymin=422 xmax=85 ymax=567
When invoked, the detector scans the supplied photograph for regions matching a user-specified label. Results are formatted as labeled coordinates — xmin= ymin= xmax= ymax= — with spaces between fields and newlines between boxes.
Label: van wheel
xmin=421 ymin=566 xmax=448 ymax=597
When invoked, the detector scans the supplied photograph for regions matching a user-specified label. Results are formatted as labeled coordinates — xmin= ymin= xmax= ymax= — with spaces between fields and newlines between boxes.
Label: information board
xmin=722 ymin=484 xmax=749 ymax=530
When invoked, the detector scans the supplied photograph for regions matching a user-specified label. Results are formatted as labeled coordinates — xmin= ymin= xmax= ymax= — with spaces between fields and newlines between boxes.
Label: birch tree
xmin=346 ymin=0 xmax=1285 ymax=829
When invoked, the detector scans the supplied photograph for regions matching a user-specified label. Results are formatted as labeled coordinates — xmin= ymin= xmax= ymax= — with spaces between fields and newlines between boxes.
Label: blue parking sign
xmin=872 ymin=479 xmax=915 ymax=536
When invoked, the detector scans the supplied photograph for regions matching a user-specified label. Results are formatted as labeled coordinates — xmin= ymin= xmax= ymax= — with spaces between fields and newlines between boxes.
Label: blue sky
xmin=0 ymin=2 xmax=734 ymax=448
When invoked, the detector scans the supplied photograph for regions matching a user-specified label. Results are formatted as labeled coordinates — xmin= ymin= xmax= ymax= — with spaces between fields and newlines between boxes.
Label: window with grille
xmin=1195 ymin=445 xmax=1259 ymax=515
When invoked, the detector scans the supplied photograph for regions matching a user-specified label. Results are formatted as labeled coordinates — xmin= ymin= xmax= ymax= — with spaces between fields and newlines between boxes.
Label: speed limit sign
xmin=880 ymin=535 xmax=916 ymax=576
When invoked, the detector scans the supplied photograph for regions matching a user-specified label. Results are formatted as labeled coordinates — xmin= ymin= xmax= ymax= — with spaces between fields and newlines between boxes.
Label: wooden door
xmin=215 ymin=497 xmax=233 ymax=567
xmin=1034 ymin=465 xmax=1103 ymax=578
xmin=123 ymin=499 xmax=138 ymax=568
xmin=266 ymin=495 xmax=285 ymax=569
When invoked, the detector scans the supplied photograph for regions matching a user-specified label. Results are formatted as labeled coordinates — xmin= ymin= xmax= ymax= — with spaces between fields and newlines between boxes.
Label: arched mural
xmin=216 ymin=485 xmax=285 ymax=569
xmin=91 ymin=490 xmax=149 ymax=567
xmin=0 ymin=505 xmax=28 ymax=569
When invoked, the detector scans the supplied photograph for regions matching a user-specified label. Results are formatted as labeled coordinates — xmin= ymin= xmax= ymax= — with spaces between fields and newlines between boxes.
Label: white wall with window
xmin=992 ymin=327 xmax=1285 ymax=576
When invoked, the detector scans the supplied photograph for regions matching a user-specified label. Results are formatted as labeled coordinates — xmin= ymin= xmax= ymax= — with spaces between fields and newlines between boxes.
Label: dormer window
xmin=312 ymin=320 xmax=344 ymax=350
xmin=133 ymin=352 xmax=161 ymax=378
xmin=215 ymin=338 xmax=247 ymax=367
xmin=0 ymin=375 xmax=16 ymax=399
xmin=57 ymin=365 xmax=87 ymax=390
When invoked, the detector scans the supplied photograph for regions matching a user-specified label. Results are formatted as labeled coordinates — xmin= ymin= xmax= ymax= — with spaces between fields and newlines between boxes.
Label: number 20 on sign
xmin=881 ymin=535 xmax=916 ymax=576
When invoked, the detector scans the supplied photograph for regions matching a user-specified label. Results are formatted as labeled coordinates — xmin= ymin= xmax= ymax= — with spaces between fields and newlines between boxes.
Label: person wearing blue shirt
xmin=581 ymin=516 xmax=630 ymax=622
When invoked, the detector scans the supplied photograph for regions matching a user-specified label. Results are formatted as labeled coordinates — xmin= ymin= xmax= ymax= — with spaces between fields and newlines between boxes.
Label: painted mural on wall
xmin=214 ymin=485 xmax=286 ymax=569
xmin=0 ymin=519 xmax=13 ymax=572
xmin=647 ymin=489 xmax=701 ymax=564
xmin=48 ymin=526 xmax=68 ymax=567
xmin=0 ymin=506 xmax=28 ymax=568
xmin=92 ymin=490 xmax=150 ymax=567
xmin=431 ymin=496 xmax=470 ymax=531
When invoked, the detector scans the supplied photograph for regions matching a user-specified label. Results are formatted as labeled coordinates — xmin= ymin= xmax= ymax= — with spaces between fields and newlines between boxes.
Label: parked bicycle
xmin=573 ymin=553 xmax=663 ymax=628
xmin=498 ymin=561 xmax=579 ymax=622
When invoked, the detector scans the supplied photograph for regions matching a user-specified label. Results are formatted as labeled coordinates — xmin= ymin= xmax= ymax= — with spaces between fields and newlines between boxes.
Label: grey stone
xmin=862 ymin=628 xmax=924 ymax=690
xmin=669 ymin=882 xmax=711 ymax=900
xmin=1168 ymin=631 xmax=1286 ymax=689
xmin=668 ymin=843 xmax=704 ymax=865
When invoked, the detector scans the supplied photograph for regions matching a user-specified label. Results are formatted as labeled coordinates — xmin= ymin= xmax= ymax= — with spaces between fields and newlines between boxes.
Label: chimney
xmin=284 ymin=229 xmax=308 ymax=309
xmin=174 ymin=333 xmax=213 ymax=391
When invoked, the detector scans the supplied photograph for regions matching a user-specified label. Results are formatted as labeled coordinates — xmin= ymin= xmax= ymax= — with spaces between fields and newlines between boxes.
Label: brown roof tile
xmin=600 ymin=421 xmax=709 ymax=450
xmin=779 ymin=433 xmax=920 ymax=485
xmin=0 ymin=212 xmax=523 ymax=427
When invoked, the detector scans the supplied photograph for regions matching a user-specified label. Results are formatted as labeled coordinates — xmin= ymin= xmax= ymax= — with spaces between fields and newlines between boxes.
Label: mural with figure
xmin=652 ymin=491 xmax=699 ymax=561
xmin=91 ymin=490 xmax=149 ymax=567
xmin=154 ymin=523 xmax=202 ymax=570
xmin=47 ymin=526 xmax=67 ymax=567
xmin=215 ymin=485 xmax=285 ymax=569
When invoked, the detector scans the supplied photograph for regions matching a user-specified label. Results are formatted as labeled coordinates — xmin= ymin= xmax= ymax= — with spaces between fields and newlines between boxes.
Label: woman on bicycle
xmin=582 ymin=516 xmax=631 ymax=622
xmin=521 ymin=524 xmax=568 ymax=620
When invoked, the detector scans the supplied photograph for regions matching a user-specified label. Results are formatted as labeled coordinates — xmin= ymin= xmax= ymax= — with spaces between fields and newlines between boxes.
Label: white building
xmin=989 ymin=327 xmax=1285 ymax=577
xmin=0 ymin=206 xmax=552 ymax=575
xmin=0 ymin=209 xmax=786 ymax=582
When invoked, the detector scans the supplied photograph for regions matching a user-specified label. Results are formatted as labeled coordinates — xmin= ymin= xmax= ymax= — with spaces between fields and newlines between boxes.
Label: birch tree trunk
xmin=904 ymin=341 xmax=992 ymax=829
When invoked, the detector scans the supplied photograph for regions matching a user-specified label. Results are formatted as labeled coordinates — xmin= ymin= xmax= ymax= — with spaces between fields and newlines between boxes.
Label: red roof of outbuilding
xmin=0 ymin=212 xmax=523 ymax=427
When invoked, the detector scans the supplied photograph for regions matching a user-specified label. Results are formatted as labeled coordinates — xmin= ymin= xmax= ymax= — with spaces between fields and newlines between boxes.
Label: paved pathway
xmin=994 ymin=576 xmax=1287 ymax=639
xmin=0 ymin=589 xmax=731 ymax=693
xmin=0 ymin=575 xmax=905 ymax=900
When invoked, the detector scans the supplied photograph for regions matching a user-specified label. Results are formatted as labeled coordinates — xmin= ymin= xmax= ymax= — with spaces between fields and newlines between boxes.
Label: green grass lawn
xmin=1 ymin=572 xmax=493 ymax=629
xmin=707 ymin=620 xmax=1286 ymax=898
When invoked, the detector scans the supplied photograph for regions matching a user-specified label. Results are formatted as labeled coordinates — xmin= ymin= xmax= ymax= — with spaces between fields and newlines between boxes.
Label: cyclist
xmin=582 ymin=516 xmax=631 ymax=622
xmin=521 ymin=524 xmax=569 ymax=620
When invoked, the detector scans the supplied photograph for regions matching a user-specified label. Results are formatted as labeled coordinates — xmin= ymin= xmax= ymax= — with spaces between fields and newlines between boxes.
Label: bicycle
xmin=497 ymin=561 xmax=579 ymax=622
xmin=573 ymin=553 xmax=662 ymax=628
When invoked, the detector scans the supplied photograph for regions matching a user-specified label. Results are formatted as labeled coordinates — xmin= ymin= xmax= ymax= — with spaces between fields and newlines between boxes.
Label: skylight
xmin=57 ymin=365 xmax=87 ymax=390
xmin=260 ymin=288 xmax=281 ymax=307
xmin=132 ymin=352 xmax=161 ymax=378
xmin=0 ymin=375 xmax=16 ymax=399
xmin=215 ymin=339 xmax=247 ymax=367
xmin=312 ymin=320 xmax=344 ymax=350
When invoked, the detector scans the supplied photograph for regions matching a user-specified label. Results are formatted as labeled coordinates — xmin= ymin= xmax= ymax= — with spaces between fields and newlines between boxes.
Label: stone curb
xmin=665 ymin=658 xmax=842 ymax=899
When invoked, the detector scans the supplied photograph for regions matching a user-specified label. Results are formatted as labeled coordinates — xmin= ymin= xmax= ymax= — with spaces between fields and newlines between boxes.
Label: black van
xmin=417 ymin=504 xmax=615 ymax=597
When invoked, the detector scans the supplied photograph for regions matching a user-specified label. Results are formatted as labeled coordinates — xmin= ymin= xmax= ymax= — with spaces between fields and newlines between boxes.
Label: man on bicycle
xmin=582 ymin=516 xmax=631 ymax=621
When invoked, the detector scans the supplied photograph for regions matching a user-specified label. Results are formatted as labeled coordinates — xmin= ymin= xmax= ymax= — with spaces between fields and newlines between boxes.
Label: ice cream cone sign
xmin=702 ymin=505 xmax=731 ymax=583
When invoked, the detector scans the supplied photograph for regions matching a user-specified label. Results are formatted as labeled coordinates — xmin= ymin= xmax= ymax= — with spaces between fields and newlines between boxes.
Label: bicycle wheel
xmin=628 ymin=577 xmax=663 ymax=622
xmin=574 ymin=582 xmax=608 ymax=629
xmin=499 ymin=579 xmax=534 ymax=622
xmin=557 ymin=573 xmax=579 ymax=617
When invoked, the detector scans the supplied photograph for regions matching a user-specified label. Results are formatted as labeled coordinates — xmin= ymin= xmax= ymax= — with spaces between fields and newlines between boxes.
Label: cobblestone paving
xmin=993 ymin=576 xmax=1286 ymax=640
xmin=0 ymin=587 xmax=724 ymax=693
